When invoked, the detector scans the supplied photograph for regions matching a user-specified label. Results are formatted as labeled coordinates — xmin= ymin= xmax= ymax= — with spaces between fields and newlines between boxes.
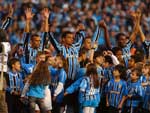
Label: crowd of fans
xmin=0 ymin=0 xmax=150 ymax=113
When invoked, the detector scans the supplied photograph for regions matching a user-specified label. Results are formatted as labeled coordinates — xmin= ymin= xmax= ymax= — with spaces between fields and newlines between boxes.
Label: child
xmin=124 ymin=68 xmax=144 ymax=113
xmin=106 ymin=64 xmax=128 ymax=113
xmin=141 ymin=64 xmax=150 ymax=87
xmin=79 ymin=63 xmax=100 ymax=113
xmin=141 ymin=63 xmax=150 ymax=113
xmin=6 ymin=58 xmax=24 ymax=113
xmin=27 ymin=61 xmax=51 ymax=113
xmin=51 ymin=55 xmax=67 ymax=113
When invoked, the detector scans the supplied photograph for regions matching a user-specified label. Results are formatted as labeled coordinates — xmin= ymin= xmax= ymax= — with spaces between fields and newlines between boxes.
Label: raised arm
xmin=73 ymin=23 xmax=86 ymax=50
xmin=24 ymin=8 xmax=34 ymax=33
xmin=1 ymin=4 xmax=13 ymax=30
xmin=129 ymin=11 xmax=139 ymax=43
xmin=99 ymin=20 xmax=111 ymax=49
xmin=137 ymin=10 xmax=145 ymax=42
xmin=43 ymin=9 xmax=62 ymax=52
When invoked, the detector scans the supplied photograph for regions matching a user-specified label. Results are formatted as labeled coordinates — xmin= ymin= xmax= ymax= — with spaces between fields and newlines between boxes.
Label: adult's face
xmin=63 ymin=33 xmax=74 ymax=46
xmin=31 ymin=36 xmax=41 ymax=49
xmin=117 ymin=35 xmax=127 ymax=48
xmin=83 ymin=38 xmax=92 ymax=50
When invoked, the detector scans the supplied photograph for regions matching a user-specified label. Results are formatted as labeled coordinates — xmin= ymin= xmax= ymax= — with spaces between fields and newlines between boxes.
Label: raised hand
xmin=8 ymin=4 xmax=13 ymax=17
xmin=25 ymin=8 xmax=34 ymax=21
xmin=76 ymin=23 xmax=85 ymax=32
xmin=42 ymin=8 xmax=50 ymax=19
xmin=99 ymin=20 xmax=107 ymax=29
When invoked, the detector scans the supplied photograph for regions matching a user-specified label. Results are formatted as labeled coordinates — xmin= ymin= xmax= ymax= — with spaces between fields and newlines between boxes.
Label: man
xmin=23 ymin=8 xmax=47 ymax=65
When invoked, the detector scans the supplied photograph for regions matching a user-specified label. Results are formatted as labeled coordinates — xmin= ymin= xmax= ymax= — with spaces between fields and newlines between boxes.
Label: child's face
xmin=113 ymin=69 xmax=120 ymax=78
xmin=142 ymin=67 xmax=149 ymax=75
xmin=56 ymin=57 xmax=63 ymax=68
xmin=13 ymin=61 xmax=21 ymax=71
xmin=130 ymin=71 xmax=139 ymax=81
xmin=47 ymin=56 xmax=56 ymax=66
xmin=128 ymin=58 xmax=135 ymax=68
xmin=95 ymin=56 xmax=104 ymax=65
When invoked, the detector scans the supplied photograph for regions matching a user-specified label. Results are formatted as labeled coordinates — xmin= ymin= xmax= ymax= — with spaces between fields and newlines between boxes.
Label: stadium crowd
xmin=0 ymin=0 xmax=150 ymax=113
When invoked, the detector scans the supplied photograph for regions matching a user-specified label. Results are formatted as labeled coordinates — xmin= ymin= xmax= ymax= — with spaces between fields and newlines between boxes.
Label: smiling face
xmin=12 ymin=61 xmax=21 ymax=72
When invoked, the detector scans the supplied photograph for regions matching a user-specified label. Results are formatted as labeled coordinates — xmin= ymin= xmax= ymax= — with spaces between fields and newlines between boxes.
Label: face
xmin=36 ymin=54 xmax=46 ymax=63
xmin=47 ymin=56 xmax=56 ymax=66
xmin=55 ymin=56 xmax=63 ymax=68
xmin=63 ymin=33 xmax=74 ymax=46
xmin=83 ymin=38 xmax=92 ymax=50
xmin=117 ymin=35 xmax=127 ymax=47
xmin=115 ymin=50 xmax=123 ymax=63
xmin=130 ymin=71 xmax=139 ymax=81
xmin=128 ymin=58 xmax=135 ymax=68
xmin=12 ymin=61 xmax=21 ymax=71
xmin=142 ymin=66 xmax=149 ymax=75
xmin=95 ymin=56 xmax=104 ymax=65
xmin=31 ymin=36 xmax=41 ymax=49
xmin=113 ymin=69 xmax=120 ymax=77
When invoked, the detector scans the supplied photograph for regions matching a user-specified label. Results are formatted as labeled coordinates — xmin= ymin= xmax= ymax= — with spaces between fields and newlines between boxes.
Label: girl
xmin=79 ymin=63 xmax=100 ymax=113
xmin=106 ymin=64 xmax=128 ymax=113
xmin=27 ymin=61 xmax=51 ymax=113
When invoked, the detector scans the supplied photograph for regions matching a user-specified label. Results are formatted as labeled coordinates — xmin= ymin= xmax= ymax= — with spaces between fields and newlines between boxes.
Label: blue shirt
xmin=126 ymin=80 xmax=144 ymax=107
xmin=51 ymin=68 xmax=67 ymax=103
xmin=106 ymin=79 xmax=128 ymax=108
xmin=6 ymin=71 xmax=24 ymax=93
xmin=28 ymin=84 xmax=46 ymax=98
xmin=79 ymin=76 xmax=100 ymax=107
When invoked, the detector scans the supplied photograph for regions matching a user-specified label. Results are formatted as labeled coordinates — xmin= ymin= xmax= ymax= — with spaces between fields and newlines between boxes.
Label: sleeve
xmin=65 ymin=77 xmax=83 ymax=94
xmin=59 ymin=69 xmax=67 ymax=84
xmin=79 ymin=78 xmax=88 ymax=92
xmin=92 ymin=26 xmax=101 ymax=42
xmin=111 ymin=54 xmax=120 ymax=65
xmin=142 ymin=41 xmax=149 ymax=58
xmin=23 ymin=32 xmax=31 ymax=64
xmin=5 ymin=73 xmax=12 ymax=93
xmin=48 ymin=32 xmax=62 ymax=52
xmin=126 ymin=39 xmax=133 ymax=50
xmin=105 ymin=80 xmax=111 ymax=93
xmin=40 ymin=32 xmax=47 ymax=51
xmin=73 ymin=30 xmax=86 ymax=50
xmin=21 ymin=81 xmax=30 ymax=97
xmin=54 ymin=82 xmax=64 ymax=97
xmin=122 ymin=82 xmax=128 ymax=96
xmin=1 ymin=17 xmax=12 ymax=30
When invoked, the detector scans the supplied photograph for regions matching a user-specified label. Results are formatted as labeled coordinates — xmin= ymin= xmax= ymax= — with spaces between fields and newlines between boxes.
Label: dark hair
xmin=112 ymin=47 xmax=122 ymax=55
xmin=30 ymin=34 xmax=40 ymax=41
xmin=0 ymin=29 xmax=7 ymax=42
xmin=105 ymin=55 xmax=113 ymax=64
xmin=86 ymin=63 xmax=100 ymax=88
xmin=114 ymin=64 xmax=127 ymax=80
xmin=131 ymin=68 xmax=142 ymax=77
xmin=93 ymin=51 xmax=103 ymax=59
xmin=115 ymin=32 xmax=127 ymax=41
xmin=62 ymin=31 xmax=73 ymax=38
xmin=36 ymin=51 xmax=45 ymax=58
xmin=30 ymin=61 xmax=51 ymax=85
xmin=8 ymin=58 xmax=20 ymax=69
